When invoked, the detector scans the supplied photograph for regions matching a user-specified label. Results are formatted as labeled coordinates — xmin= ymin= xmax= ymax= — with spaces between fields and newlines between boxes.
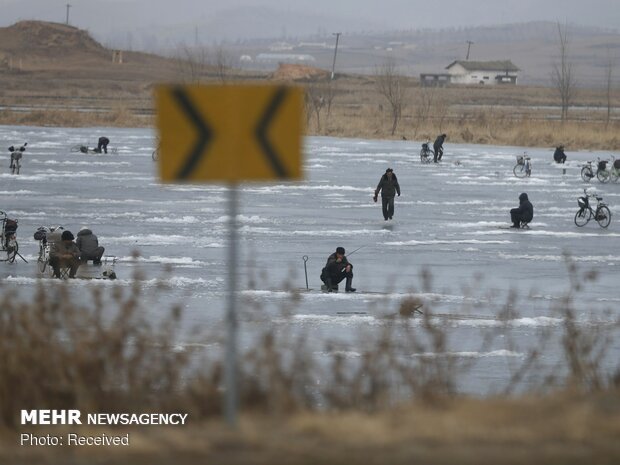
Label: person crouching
xmin=320 ymin=246 xmax=356 ymax=293
xmin=76 ymin=226 xmax=105 ymax=265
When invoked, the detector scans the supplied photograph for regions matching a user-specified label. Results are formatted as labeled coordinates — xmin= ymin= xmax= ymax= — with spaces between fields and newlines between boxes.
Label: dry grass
xmin=0 ymin=261 xmax=618 ymax=463
xmin=2 ymin=65 xmax=620 ymax=149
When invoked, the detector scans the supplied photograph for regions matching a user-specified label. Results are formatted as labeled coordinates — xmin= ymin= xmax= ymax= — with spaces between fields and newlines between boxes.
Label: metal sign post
xmin=155 ymin=84 xmax=303 ymax=428
xmin=224 ymin=183 xmax=239 ymax=427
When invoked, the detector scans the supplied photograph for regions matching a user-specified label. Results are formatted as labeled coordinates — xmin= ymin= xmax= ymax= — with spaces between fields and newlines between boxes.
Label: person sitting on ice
xmin=320 ymin=246 xmax=356 ymax=293
xmin=510 ymin=193 xmax=534 ymax=228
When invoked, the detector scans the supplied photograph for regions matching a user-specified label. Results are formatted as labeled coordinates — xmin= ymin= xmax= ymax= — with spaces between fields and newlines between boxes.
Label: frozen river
xmin=1 ymin=125 xmax=619 ymax=395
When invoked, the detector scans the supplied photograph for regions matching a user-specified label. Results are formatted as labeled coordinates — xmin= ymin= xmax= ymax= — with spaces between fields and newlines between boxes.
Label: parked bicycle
xmin=593 ymin=155 xmax=619 ymax=183
xmin=574 ymin=189 xmax=611 ymax=228
xmin=8 ymin=142 xmax=26 ymax=174
xmin=580 ymin=157 xmax=616 ymax=183
xmin=1 ymin=211 xmax=27 ymax=263
xmin=419 ymin=142 xmax=433 ymax=164
xmin=513 ymin=153 xmax=532 ymax=178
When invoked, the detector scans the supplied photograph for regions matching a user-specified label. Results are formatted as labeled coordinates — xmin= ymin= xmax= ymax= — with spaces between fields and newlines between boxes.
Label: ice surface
xmin=1 ymin=125 xmax=618 ymax=394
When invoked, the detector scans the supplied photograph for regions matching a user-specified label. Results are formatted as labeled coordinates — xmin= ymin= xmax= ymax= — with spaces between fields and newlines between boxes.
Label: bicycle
xmin=513 ymin=153 xmax=531 ymax=178
xmin=419 ymin=142 xmax=433 ymax=164
xmin=574 ymin=189 xmax=611 ymax=228
xmin=581 ymin=158 xmax=612 ymax=183
xmin=1 ymin=211 xmax=27 ymax=263
xmin=595 ymin=156 xmax=618 ymax=183
xmin=8 ymin=142 xmax=26 ymax=175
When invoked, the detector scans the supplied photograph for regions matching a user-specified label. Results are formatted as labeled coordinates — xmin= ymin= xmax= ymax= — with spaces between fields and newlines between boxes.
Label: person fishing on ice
xmin=320 ymin=246 xmax=356 ymax=293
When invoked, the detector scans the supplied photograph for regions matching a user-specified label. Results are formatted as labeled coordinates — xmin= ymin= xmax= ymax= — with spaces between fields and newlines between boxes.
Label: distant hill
xmin=0 ymin=20 xmax=183 ymax=77
xmin=0 ymin=21 xmax=108 ymax=65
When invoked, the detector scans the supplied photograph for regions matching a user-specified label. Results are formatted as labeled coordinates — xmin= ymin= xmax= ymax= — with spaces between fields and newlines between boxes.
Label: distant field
xmin=1 ymin=21 xmax=619 ymax=150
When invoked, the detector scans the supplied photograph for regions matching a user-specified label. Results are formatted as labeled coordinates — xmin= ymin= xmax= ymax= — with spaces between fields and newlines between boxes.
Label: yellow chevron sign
xmin=155 ymin=84 xmax=303 ymax=182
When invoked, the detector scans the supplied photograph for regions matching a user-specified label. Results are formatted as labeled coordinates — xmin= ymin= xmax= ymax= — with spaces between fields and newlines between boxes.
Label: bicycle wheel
xmin=513 ymin=163 xmax=527 ymax=178
xmin=597 ymin=170 xmax=610 ymax=183
xmin=581 ymin=166 xmax=594 ymax=182
xmin=70 ymin=145 xmax=82 ymax=153
xmin=38 ymin=247 xmax=48 ymax=272
xmin=574 ymin=209 xmax=590 ymax=227
xmin=610 ymin=169 xmax=619 ymax=183
xmin=595 ymin=205 xmax=611 ymax=228
xmin=152 ymin=149 xmax=159 ymax=162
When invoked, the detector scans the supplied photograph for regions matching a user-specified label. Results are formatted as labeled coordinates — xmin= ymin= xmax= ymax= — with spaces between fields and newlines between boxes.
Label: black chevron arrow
xmin=255 ymin=87 xmax=289 ymax=178
xmin=172 ymin=87 xmax=213 ymax=180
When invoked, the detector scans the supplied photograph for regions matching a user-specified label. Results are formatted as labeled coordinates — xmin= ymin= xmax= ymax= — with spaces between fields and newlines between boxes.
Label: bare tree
xmin=213 ymin=47 xmax=232 ymax=84
xmin=412 ymin=86 xmax=436 ymax=138
xmin=375 ymin=59 xmax=406 ymax=136
xmin=305 ymin=83 xmax=326 ymax=133
xmin=175 ymin=44 xmax=209 ymax=84
xmin=551 ymin=22 xmax=576 ymax=122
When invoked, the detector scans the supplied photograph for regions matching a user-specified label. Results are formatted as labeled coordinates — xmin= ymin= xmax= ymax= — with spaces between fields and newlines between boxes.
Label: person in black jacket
xmin=433 ymin=133 xmax=447 ymax=162
xmin=553 ymin=145 xmax=567 ymax=164
xmin=374 ymin=168 xmax=401 ymax=221
xmin=510 ymin=193 xmax=534 ymax=228
xmin=320 ymin=246 xmax=355 ymax=293
xmin=94 ymin=137 xmax=110 ymax=154
xmin=76 ymin=227 xmax=105 ymax=264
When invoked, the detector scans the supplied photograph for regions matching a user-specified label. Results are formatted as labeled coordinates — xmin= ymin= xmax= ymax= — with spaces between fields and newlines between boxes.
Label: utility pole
xmin=466 ymin=40 xmax=474 ymax=60
xmin=331 ymin=32 xmax=341 ymax=80
xmin=65 ymin=4 xmax=71 ymax=25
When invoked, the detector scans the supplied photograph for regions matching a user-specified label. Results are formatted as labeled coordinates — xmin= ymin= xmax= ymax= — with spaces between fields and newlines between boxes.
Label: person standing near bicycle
xmin=94 ymin=136 xmax=110 ymax=154
xmin=374 ymin=168 xmax=401 ymax=221
xmin=553 ymin=145 xmax=567 ymax=164
xmin=49 ymin=230 xmax=81 ymax=278
xmin=433 ymin=133 xmax=447 ymax=163
xmin=510 ymin=193 xmax=534 ymax=228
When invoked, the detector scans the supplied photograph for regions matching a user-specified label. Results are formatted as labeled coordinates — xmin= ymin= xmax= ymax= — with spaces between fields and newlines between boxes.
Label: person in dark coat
xmin=553 ymin=145 xmax=567 ymax=164
xmin=374 ymin=168 xmax=401 ymax=221
xmin=95 ymin=137 xmax=110 ymax=154
xmin=49 ymin=230 xmax=81 ymax=278
xmin=320 ymin=246 xmax=355 ymax=293
xmin=510 ymin=193 xmax=534 ymax=228
xmin=433 ymin=133 xmax=447 ymax=162
xmin=76 ymin=227 xmax=105 ymax=264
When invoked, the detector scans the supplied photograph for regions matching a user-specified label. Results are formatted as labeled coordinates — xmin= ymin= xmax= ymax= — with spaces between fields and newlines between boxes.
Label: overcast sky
xmin=1 ymin=0 xmax=619 ymax=44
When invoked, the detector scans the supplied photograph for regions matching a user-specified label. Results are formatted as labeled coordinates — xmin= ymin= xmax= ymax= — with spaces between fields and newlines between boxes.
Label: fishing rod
xmin=345 ymin=244 xmax=367 ymax=257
